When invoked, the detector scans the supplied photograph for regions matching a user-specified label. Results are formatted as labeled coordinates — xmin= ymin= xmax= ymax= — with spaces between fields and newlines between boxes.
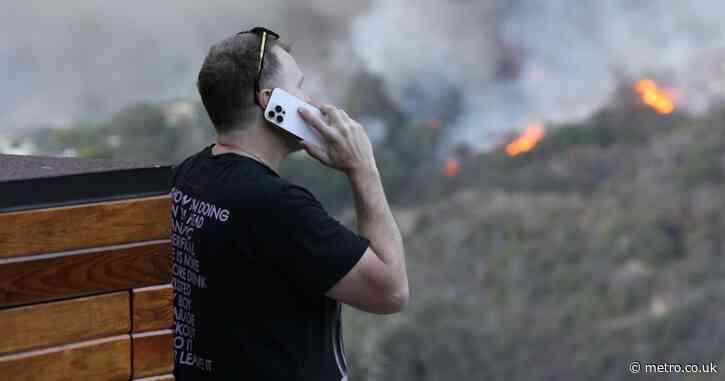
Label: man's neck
xmin=213 ymin=121 xmax=289 ymax=174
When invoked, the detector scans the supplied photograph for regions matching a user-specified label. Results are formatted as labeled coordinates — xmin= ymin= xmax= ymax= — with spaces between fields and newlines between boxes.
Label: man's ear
xmin=257 ymin=88 xmax=273 ymax=110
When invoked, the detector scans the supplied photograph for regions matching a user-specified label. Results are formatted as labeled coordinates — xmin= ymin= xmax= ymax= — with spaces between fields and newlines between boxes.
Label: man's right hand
xmin=299 ymin=102 xmax=409 ymax=314
xmin=297 ymin=103 xmax=377 ymax=178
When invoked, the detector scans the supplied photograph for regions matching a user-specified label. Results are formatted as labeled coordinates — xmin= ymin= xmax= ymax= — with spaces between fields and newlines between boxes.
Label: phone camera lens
xmin=267 ymin=110 xmax=275 ymax=118
xmin=276 ymin=115 xmax=284 ymax=123
xmin=275 ymin=105 xmax=283 ymax=113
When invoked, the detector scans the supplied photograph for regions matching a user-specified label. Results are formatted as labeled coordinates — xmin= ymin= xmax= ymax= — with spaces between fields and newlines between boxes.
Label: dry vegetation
xmin=17 ymin=78 xmax=725 ymax=380
xmin=343 ymin=95 xmax=725 ymax=381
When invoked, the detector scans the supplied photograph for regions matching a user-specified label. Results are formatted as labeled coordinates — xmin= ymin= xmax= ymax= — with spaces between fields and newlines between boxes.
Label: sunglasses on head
xmin=236 ymin=27 xmax=280 ymax=107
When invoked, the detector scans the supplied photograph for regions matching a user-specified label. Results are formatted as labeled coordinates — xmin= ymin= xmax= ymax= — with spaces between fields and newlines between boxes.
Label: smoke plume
xmin=3 ymin=0 xmax=725 ymax=152
xmin=0 ymin=0 xmax=368 ymax=132
xmin=351 ymin=0 xmax=725 ymax=150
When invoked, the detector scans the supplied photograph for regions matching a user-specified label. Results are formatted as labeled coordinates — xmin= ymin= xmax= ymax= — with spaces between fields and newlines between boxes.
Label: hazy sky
xmin=1 ymin=0 xmax=368 ymax=131
xmin=3 ymin=0 xmax=725 ymax=150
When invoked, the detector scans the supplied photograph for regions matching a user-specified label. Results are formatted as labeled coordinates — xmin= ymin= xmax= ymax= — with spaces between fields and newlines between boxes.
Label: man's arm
xmin=299 ymin=105 xmax=409 ymax=314
xmin=347 ymin=166 xmax=408 ymax=308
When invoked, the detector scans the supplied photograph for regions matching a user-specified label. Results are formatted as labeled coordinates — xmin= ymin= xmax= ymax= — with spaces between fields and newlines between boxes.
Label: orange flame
xmin=443 ymin=158 xmax=460 ymax=177
xmin=427 ymin=120 xmax=441 ymax=129
xmin=634 ymin=79 xmax=675 ymax=114
xmin=506 ymin=123 xmax=545 ymax=157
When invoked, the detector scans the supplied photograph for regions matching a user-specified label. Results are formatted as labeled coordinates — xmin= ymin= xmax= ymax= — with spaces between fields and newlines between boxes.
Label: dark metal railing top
xmin=0 ymin=154 xmax=172 ymax=212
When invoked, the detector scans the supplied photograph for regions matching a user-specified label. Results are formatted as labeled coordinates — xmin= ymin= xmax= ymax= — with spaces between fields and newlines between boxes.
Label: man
xmin=169 ymin=26 xmax=409 ymax=380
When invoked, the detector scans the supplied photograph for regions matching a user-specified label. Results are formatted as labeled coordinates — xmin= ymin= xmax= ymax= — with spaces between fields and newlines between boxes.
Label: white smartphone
xmin=264 ymin=88 xmax=327 ymax=149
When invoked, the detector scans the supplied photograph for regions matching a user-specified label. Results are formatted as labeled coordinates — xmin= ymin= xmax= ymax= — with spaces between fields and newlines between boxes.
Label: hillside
xmin=9 ymin=79 xmax=724 ymax=380
xmin=342 ymin=100 xmax=725 ymax=380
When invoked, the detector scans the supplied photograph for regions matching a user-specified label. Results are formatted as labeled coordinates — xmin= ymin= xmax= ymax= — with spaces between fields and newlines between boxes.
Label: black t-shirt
xmin=170 ymin=144 xmax=369 ymax=380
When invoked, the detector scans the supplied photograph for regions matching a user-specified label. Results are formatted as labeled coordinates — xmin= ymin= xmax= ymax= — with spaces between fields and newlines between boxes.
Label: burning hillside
xmin=634 ymin=79 xmax=676 ymax=114
xmin=344 ymin=90 xmax=725 ymax=381
xmin=506 ymin=123 xmax=545 ymax=157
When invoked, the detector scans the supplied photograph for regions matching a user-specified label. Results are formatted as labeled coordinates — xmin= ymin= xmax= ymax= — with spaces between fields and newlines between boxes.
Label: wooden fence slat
xmin=0 ymin=195 xmax=171 ymax=259
xmin=0 ymin=291 xmax=130 ymax=356
xmin=132 ymin=284 xmax=173 ymax=332
xmin=0 ymin=242 xmax=171 ymax=308
xmin=0 ymin=334 xmax=131 ymax=381
xmin=132 ymin=329 xmax=173 ymax=378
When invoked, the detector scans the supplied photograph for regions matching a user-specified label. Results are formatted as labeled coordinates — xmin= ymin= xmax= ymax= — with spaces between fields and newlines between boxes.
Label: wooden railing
xmin=0 ymin=191 xmax=174 ymax=380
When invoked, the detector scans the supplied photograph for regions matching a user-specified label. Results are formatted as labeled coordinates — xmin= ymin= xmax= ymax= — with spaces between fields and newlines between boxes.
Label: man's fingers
xmin=320 ymin=105 xmax=346 ymax=129
xmin=298 ymin=107 xmax=336 ymax=141
xmin=339 ymin=109 xmax=353 ymax=123
xmin=307 ymin=97 xmax=324 ymax=110
xmin=301 ymin=99 xmax=350 ymax=138
xmin=301 ymin=141 xmax=330 ymax=163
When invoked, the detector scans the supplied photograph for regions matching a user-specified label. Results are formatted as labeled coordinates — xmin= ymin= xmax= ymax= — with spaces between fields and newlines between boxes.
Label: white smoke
xmin=4 ymin=0 xmax=725 ymax=153
xmin=351 ymin=0 xmax=725 ymax=151
xmin=0 ymin=0 xmax=368 ymax=131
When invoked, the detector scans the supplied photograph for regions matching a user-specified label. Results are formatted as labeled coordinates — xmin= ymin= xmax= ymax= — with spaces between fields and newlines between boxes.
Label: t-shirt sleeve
xmin=253 ymin=182 xmax=370 ymax=296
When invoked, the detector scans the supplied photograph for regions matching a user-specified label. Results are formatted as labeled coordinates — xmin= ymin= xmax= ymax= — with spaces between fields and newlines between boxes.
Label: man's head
xmin=197 ymin=30 xmax=308 ymax=135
